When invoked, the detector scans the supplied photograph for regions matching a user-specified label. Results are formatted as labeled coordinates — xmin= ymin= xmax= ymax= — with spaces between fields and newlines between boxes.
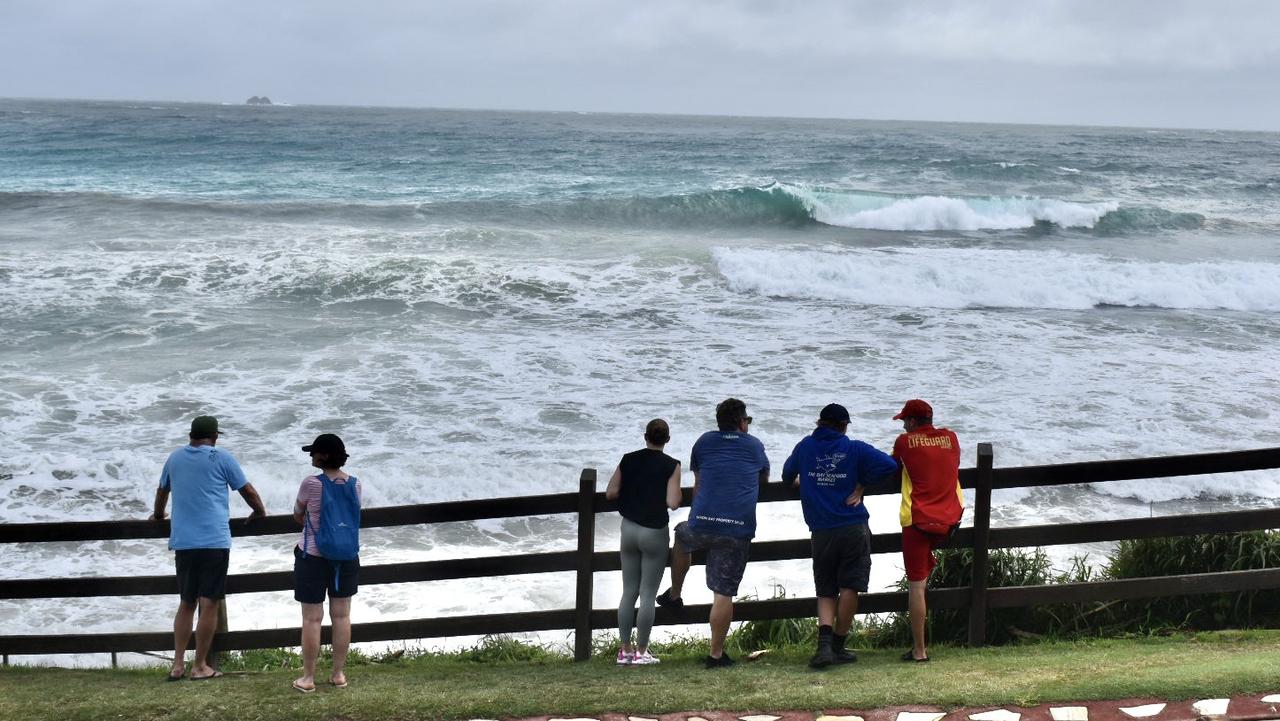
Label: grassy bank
xmin=2 ymin=631 xmax=1279 ymax=721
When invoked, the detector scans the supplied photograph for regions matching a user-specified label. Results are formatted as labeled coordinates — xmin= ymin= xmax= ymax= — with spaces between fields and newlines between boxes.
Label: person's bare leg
xmin=908 ymin=580 xmax=928 ymax=659
xmin=329 ymin=597 xmax=352 ymax=686
xmin=835 ymin=589 xmax=859 ymax=636
xmin=667 ymin=545 xmax=691 ymax=600
xmin=708 ymin=594 xmax=733 ymax=658
xmin=816 ymin=596 xmax=836 ymax=626
xmin=296 ymin=602 xmax=324 ymax=690
xmin=189 ymin=598 xmax=221 ymax=678
xmin=171 ymin=600 xmax=197 ymax=678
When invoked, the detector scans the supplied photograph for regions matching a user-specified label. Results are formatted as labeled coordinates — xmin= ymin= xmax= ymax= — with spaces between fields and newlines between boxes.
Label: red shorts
xmin=902 ymin=524 xmax=950 ymax=582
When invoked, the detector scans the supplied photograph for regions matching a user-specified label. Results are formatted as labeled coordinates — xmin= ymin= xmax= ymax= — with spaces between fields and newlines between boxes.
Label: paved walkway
xmin=496 ymin=694 xmax=1280 ymax=721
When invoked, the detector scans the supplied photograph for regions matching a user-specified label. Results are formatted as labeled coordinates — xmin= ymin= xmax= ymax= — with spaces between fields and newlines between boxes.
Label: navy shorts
xmin=293 ymin=545 xmax=360 ymax=604
xmin=811 ymin=524 xmax=872 ymax=596
xmin=674 ymin=521 xmax=751 ymax=597
xmin=175 ymin=548 xmax=230 ymax=602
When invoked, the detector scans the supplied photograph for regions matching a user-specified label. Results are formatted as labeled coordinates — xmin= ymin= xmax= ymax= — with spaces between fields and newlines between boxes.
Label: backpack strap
xmin=302 ymin=473 xmax=329 ymax=557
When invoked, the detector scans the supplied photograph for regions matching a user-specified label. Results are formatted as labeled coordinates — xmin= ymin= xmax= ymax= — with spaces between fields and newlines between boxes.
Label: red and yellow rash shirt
xmin=893 ymin=425 xmax=963 ymax=529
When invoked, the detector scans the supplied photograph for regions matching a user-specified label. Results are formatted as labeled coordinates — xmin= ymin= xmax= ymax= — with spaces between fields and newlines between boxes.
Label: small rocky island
xmin=245 ymin=96 xmax=273 ymax=105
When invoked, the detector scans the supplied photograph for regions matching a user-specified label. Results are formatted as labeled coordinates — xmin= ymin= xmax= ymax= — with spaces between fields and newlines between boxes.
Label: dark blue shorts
xmin=674 ymin=521 xmax=751 ymax=597
xmin=293 ymin=545 xmax=360 ymax=604
xmin=175 ymin=548 xmax=230 ymax=602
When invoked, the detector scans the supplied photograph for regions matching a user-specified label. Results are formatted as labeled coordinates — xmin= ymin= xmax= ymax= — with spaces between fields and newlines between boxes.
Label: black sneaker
xmin=831 ymin=636 xmax=857 ymax=664
xmin=656 ymin=589 xmax=684 ymax=611
xmin=808 ymin=646 xmax=835 ymax=669
xmin=704 ymin=652 xmax=735 ymax=669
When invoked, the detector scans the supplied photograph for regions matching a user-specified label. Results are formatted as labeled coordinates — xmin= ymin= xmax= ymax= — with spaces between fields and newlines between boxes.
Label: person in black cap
xmin=782 ymin=403 xmax=897 ymax=669
xmin=150 ymin=415 xmax=266 ymax=681
xmin=291 ymin=433 xmax=362 ymax=693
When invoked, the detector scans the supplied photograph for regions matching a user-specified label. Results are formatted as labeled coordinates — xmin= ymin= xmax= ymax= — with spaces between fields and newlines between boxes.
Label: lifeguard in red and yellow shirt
xmin=891 ymin=398 xmax=963 ymax=663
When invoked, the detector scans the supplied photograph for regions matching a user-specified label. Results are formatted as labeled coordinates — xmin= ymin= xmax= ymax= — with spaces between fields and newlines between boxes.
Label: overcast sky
xmin=2 ymin=0 xmax=1278 ymax=131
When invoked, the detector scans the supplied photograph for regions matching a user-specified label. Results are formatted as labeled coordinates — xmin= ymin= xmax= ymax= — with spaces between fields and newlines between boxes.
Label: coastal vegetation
xmin=735 ymin=531 xmax=1280 ymax=650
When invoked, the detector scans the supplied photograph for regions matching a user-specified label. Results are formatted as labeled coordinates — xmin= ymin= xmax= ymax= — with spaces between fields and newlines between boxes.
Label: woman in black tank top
xmin=605 ymin=419 xmax=683 ymax=664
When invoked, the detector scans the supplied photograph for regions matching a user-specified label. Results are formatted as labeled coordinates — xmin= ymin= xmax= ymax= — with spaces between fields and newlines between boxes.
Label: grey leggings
xmin=618 ymin=517 xmax=670 ymax=647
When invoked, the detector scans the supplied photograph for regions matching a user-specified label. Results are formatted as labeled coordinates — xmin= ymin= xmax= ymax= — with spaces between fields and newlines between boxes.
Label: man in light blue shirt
xmin=150 ymin=415 xmax=265 ymax=681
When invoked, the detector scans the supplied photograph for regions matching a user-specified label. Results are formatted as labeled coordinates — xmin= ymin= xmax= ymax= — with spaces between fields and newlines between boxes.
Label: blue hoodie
xmin=782 ymin=426 xmax=898 ymax=531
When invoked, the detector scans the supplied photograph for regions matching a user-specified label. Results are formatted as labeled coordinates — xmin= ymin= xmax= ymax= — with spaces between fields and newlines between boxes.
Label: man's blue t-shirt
xmin=158 ymin=445 xmax=250 ymax=550
xmin=782 ymin=426 xmax=897 ymax=531
xmin=688 ymin=430 xmax=770 ymax=539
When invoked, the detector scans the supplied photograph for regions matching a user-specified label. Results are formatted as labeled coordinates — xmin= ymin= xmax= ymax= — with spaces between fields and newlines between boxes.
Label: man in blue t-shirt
xmin=657 ymin=398 xmax=769 ymax=668
xmin=782 ymin=403 xmax=897 ymax=669
xmin=150 ymin=415 xmax=266 ymax=681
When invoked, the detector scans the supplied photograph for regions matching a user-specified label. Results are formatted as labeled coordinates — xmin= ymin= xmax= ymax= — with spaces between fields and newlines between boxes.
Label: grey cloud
xmin=1 ymin=0 xmax=1277 ymax=130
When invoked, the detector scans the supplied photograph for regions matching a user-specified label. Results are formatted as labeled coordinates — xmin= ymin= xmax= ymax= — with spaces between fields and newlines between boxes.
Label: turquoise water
xmin=1 ymin=99 xmax=1278 ymax=649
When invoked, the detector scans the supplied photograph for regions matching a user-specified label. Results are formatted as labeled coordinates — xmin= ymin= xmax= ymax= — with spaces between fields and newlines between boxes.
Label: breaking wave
xmin=713 ymin=246 xmax=1280 ymax=311
xmin=0 ymin=186 xmax=1204 ymax=233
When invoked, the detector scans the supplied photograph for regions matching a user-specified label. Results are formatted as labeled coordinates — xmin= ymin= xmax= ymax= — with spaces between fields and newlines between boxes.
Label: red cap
xmin=893 ymin=399 xmax=933 ymax=420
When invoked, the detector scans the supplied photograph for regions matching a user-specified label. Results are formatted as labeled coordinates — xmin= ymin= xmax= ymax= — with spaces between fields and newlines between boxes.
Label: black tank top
xmin=617 ymin=448 xmax=679 ymax=529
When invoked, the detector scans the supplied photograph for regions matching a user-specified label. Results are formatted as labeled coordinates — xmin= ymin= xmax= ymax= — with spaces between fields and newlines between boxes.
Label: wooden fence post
xmin=210 ymin=600 xmax=229 ymax=670
xmin=573 ymin=468 xmax=598 ymax=662
xmin=968 ymin=443 xmax=994 ymax=647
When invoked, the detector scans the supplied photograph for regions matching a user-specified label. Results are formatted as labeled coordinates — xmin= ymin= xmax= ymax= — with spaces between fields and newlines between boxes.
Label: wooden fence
xmin=1 ymin=444 xmax=1278 ymax=664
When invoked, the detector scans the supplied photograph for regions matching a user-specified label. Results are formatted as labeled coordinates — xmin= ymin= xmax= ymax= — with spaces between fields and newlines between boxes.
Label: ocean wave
xmin=713 ymin=246 xmax=1280 ymax=311
xmin=0 ymin=187 xmax=1204 ymax=234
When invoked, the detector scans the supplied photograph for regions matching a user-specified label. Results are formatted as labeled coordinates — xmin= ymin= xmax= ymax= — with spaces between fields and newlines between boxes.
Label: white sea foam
xmin=713 ymin=246 xmax=1280 ymax=311
xmin=779 ymin=185 xmax=1118 ymax=231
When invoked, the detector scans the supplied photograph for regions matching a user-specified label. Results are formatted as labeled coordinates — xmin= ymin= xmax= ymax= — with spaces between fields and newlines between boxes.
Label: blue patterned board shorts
xmin=674 ymin=521 xmax=751 ymax=597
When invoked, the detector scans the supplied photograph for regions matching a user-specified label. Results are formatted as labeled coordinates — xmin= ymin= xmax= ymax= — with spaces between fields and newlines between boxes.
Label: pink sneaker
xmin=631 ymin=650 xmax=660 ymax=665
xmin=616 ymin=649 xmax=634 ymax=666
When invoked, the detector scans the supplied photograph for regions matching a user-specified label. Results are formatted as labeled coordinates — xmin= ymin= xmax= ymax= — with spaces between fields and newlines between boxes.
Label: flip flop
xmin=190 ymin=670 xmax=224 ymax=680
xmin=165 ymin=672 xmax=185 ymax=682
xmin=900 ymin=650 xmax=929 ymax=663
xmin=292 ymin=680 xmax=316 ymax=694
xmin=330 ymin=679 xmax=348 ymax=689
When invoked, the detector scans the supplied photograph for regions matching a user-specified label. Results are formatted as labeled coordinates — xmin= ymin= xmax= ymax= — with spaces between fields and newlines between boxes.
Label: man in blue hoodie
xmin=782 ymin=403 xmax=897 ymax=668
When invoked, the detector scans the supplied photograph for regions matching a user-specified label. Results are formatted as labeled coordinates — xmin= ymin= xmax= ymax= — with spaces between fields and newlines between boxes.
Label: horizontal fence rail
xmin=2 ymin=446 xmax=1279 ymax=661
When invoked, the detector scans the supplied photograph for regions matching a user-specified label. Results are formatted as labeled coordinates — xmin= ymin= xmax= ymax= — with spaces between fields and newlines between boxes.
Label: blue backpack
xmin=305 ymin=473 xmax=361 ymax=561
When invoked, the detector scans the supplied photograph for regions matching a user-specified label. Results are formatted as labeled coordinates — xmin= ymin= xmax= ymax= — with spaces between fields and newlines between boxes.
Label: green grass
xmin=3 ymin=631 xmax=1280 ymax=721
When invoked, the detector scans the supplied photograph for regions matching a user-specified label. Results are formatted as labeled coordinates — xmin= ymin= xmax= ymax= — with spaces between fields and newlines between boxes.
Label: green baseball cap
xmin=190 ymin=415 xmax=223 ymax=437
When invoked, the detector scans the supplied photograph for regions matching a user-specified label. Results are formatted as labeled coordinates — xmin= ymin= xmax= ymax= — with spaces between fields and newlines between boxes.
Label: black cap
xmin=819 ymin=403 xmax=851 ymax=423
xmin=190 ymin=415 xmax=222 ymax=437
xmin=302 ymin=433 xmax=345 ymax=455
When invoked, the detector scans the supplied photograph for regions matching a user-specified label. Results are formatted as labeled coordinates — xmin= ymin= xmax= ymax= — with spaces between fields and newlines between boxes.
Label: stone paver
xmin=1118 ymin=704 xmax=1165 ymax=718
xmin=504 ymin=694 xmax=1280 ymax=721
xmin=1192 ymin=699 xmax=1230 ymax=717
